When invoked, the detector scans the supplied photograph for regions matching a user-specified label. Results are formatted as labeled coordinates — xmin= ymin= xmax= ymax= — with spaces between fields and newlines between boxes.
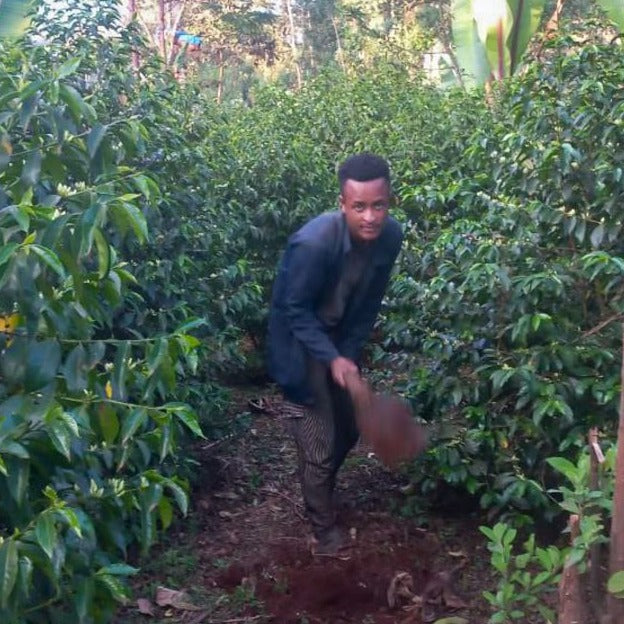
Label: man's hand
xmin=330 ymin=356 xmax=359 ymax=388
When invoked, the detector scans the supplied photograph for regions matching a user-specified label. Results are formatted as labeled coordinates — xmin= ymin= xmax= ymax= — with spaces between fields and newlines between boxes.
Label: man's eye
xmin=354 ymin=205 xmax=365 ymax=212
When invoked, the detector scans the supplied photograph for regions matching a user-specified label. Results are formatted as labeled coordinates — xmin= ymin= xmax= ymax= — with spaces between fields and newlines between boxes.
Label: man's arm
xmin=284 ymin=241 xmax=341 ymax=364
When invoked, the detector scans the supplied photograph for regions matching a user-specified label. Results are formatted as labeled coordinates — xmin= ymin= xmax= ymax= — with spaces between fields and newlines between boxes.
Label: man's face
xmin=340 ymin=177 xmax=390 ymax=243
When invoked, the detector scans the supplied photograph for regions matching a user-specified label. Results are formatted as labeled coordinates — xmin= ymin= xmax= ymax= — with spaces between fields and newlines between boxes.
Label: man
xmin=267 ymin=153 xmax=403 ymax=555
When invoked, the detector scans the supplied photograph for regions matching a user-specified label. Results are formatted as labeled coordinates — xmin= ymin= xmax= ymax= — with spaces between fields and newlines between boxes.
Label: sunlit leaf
xmin=0 ymin=0 xmax=33 ymax=38
xmin=35 ymin=513 xmax=57 ymax=559
xmin=29 ymin=244 xmax=66 ymax=279
xmin=0 ymin=539 xmax=18 ymax=608
xmin=87 ymin=123 xmax=107 ymax=159
xmin=597 ymin=0 xmax=624 ymax=29
xmin=451 ymin=0 xmax=492 ymax=86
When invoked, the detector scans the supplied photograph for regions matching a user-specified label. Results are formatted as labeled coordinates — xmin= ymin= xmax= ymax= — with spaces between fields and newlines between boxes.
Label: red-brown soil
xmin=120 ymin=389 xmax=496 ymax=624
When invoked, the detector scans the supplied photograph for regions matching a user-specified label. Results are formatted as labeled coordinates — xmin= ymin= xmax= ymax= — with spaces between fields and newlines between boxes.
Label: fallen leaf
xmin=156 ymin=587 xmax=177 ymax=607
xmin=213 ymin=491 xmax=240 ymax=500
xmin=137 ymin=598 xmax=155 ymax=616
xmin=185 ymin=611 xmax=210 ymax=624
xmin=432 ymin=618 xmax=468 ymax=624
xmin=443 ymin=586 xmax=469 ymax=609
xmin=387 ymin=571 xmax=414 ymax=609
xmin=155 ymin=586 xmax=202 ymax=611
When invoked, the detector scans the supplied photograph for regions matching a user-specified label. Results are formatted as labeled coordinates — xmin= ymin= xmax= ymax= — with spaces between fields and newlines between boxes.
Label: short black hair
xmin=338 ymin=152 xmax=391 ymax=191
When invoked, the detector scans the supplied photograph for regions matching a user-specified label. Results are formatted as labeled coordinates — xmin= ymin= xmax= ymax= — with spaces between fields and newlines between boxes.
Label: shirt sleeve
xmin=284 ymin=241 xmax=341 ymax=364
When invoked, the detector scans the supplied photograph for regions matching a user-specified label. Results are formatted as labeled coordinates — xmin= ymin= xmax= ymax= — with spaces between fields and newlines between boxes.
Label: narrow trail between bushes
xmin=119 ymin=388 xmax=496 ymax=624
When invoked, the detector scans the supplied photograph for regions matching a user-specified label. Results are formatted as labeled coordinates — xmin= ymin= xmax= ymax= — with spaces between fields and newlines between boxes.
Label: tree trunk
xmin=332 ymin=16 xmax=345 ymax=72
xmin=558 ymin=514 xmax=590 ymax=624
xmin=284 ymin=0 xmax=302 ymax=89
xmin=128 ymin=0 xmax=139 ymax=70
xmin=158 ymin=0 xmax=167 ymax=61
xmin=589 ymin=427 xmax=605 ymax=616
xmin=607 ymin=325 xmax=624 ymax=621
xmin=216 ymin=49 xmax=224 ymax=104
xmin=167 ymin=1 xmax=187 ymax=66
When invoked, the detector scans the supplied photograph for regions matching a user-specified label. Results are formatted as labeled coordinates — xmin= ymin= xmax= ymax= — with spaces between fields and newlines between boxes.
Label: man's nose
xmin=363 ymin=208 xmax=376 ymax=222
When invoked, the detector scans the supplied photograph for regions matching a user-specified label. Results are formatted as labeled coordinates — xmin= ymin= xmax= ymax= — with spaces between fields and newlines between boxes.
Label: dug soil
xmin=120 ymin=388 xmax=500 ymax=624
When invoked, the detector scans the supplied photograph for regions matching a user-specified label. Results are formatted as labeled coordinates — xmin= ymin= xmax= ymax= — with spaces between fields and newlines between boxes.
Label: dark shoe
xmin=312 ymin=526 xmax=352 ymax=558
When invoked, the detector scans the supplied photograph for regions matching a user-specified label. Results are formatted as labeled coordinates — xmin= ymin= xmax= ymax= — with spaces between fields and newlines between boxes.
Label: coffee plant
xmin=0 ymin=2 xmax=206 ymax=621
xmin=384 ymin=38 xmax=624 ymax=519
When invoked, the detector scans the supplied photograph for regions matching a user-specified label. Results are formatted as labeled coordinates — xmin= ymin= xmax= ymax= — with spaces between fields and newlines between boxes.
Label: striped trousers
xmin=287 ymin=358 xmax=359 ymax=537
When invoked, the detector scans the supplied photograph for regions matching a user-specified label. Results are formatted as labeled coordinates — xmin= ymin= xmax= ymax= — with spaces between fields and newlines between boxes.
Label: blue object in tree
xmin=174 ymin=30 xmax=202 ymax=48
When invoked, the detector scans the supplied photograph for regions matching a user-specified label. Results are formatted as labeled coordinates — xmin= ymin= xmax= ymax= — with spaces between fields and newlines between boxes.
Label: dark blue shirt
xmin=267 ymin=211 xmax=403 ymax=404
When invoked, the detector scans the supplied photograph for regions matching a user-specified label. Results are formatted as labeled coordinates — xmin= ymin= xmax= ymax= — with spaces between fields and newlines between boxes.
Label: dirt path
xmin=119 ymin=389 xmax=496 ymax=624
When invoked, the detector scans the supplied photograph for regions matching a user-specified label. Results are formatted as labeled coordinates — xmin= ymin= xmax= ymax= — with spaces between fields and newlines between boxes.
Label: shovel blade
xmin=356 ymin=393 xmax=428 ymax=468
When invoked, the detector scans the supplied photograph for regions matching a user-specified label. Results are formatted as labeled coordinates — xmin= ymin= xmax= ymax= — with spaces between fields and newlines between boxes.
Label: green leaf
xmin=147 ymin=338 xmax=168 ymax=376
xmin=0 ymin=134 xmax=11 ymax=171
xmin=17 ymin=556 xmax=33 ymax=598
xmin=0 ymin=242 xmax=18 ymax=267
xmin=164 ymin=479 xmax=188 ymax=516
xmin=25 ymin=339 xmax=61 ymax=392
xmin=93 ymin=228 xmax=111 ymax=280
xmin=546 ymin=457 xmax=579 ymax=485
xmin=21 ymin=149 xmax=42 ymax=186
xmin=19 ymin=94 xmax=38 ymax=131
xmin=48 ymin=419 xmax=72 ymax=460
xmin=57 ymin=56 xmax=82 ymax=79
xmin=507 ymin=0 xmax=546 ymax=74
xmin=565 ymin=548 xmax=585 ymax=568
xmin=95 ymin=573 xmax=129 ymax=604
xmin=96 ymin=563 xmax=139 ymax=577
xmin=175 ymin=318 xmax=207 ymax=333
xmin=451 ymin=0 xmax=491 ymax=86
xmin=112 ymin=342 xmax=130 ymax=401
xmin=59 ymin=83 xmax=86 ymax=122
xmin=597 ymin=0 xmax=624 ymax=29
xmin=0 ymin=539 xmax=18 ymax=609
xmin=591 ymin=223 xmax=605 ymax=249
xmin=60 ymin=410 xmax=79 ymax=437
xmin=61 ymin=344 xmax=88 ymax=393
xmin=158 ymin=496 xmax=173 ymax=529
xmin=482 ymin=8 xmax=512 ymax=81
xmin=139 ymin=484 xmax=162 ymax=554
xmin=87 ymin=123 xmax=107 ymax=159
xmin=170 ymin=405 xmax=205 ymax=439
xmin=29 ymin=244 xmax=66 ymax=279
xmin=159 ymin=422 xmax=171 ymax=462
xmin=111 ymin=202 xmax=148 ymax=243
xmin=57 ymin=507 xmax=82 ymax=538
xmin=0 ymin=0 xmax=32 ymax=38
xmin=97 ymin=404 xmax=119 ymax=445
xmin=608 ymin=570 xmax=624 ymax=595
xmin=432 ymin=618 xmax=469 ymax=624
xmin=35 ymin=513 xmax=57 ymax=559
xmin=120 ymin=408 xmax=147 ymax=445
xmin=6 ymin=457 xmax=29 ymax=505
xmin=75 ymin=576 xmax=94 ymax=623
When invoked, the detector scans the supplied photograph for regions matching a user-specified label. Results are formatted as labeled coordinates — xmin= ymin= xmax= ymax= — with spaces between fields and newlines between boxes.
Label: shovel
xmin=343 ymin=371 xmax=428 ymax=468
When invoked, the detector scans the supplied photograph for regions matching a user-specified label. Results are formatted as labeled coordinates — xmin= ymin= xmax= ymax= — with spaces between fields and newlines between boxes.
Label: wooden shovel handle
xmin=342 ymin=369 xmax=372 ymax=410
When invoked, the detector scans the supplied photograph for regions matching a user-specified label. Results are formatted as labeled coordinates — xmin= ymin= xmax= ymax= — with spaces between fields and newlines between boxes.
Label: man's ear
xmin=339 ymin=194 xmax=346 ymax=213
